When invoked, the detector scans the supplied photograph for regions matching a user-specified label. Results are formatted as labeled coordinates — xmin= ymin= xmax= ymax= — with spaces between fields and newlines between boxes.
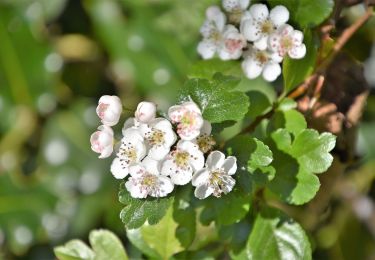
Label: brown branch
xmin=239 ymin=109 xmax=274 ymax=135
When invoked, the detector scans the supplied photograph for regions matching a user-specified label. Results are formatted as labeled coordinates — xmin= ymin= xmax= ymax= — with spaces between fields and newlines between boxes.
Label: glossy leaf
xmin=89 ymin=230 xmax=128 ymax=260
xmin=54 ymin=240 xmax=95 ymax=260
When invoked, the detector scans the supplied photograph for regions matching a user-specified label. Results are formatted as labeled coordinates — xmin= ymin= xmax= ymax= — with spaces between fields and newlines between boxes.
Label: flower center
xmin=180 ymin=111 xmax=197 ymax=128
xmin=97 ymin=103 xmax=109 ymax=117
xmin=148 ymin=129 xmax=165 ymax=146
xmin=225 ymin=38 xmax=244 ymax=53
xmin=260 ymin=20 xmax=274 ymax=34
xmin=118 ymin=142 xmax=138 ymax=164
xmin=196 ymin=134 xmax=216 ymax=153
xmin=280 ymin=35 xmax=294 ymax=51
xmin=209 ymin=169 xmax=235 ymax=197
xmin=210 ymin=30 xmax=222 ymax=43
xmin=174 ymin=151 xmax=190 ymax=168
xmin=141 ymin=173 xmax=158 ymax=187
xmin=255 ymin=51 xmax=269 ymax=64
xmin=228 ymin=8 xmax=244 ymax=24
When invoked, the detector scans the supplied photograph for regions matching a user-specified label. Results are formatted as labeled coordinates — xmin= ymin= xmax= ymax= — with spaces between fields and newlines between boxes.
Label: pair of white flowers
xmin=198 ymin=0 xmax=307 ymax=82
xmin=90 ymin=96 xmax=237 ymax=200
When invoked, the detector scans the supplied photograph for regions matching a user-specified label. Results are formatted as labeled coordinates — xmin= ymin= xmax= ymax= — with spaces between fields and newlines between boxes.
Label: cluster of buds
xmin=198 ymin=0 xmax=306 ymax=82
xmin=90 ymin=96 xmax=237 ymax=200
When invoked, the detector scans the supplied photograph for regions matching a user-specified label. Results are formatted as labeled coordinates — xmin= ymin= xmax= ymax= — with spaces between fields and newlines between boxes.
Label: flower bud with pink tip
xmin=96 ymin=95 xmax=122 ymax=126
xmin=135 ymin=101 xmax=157 ymax=123
xmin=90 ymin=125 xmax=114 ymax=158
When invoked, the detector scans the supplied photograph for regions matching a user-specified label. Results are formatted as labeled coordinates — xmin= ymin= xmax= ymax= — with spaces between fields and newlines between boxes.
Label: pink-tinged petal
xmin=182 ymin=101 xmax=202 ymax=114
xmin=278 ymin=24 xmax=293 ymax=37
xmin=206 ymin=150 xmax=225 ymax=169
xmin=125 ymin=178 xmax=147 ymax=198
xmin=222 ymin=156 xmax=237 ymax=175
xmin=148 ymin=145 xmax=170 ymax=161
xmin=269 ymin=5 xmax=289 ymax=27
xmin=198 ymin=40 xmax=217 ymax=60
xmin=178 ymin=127 xmax=201 ymax=141
xmin=110 ymin=157 xmax=129 ymax=179
xmin=195 ymin=184 xmax=214 ymax=199
xmin=249 ymin=4 xmax=269 ymax=21
xmin=99 ymin=145 xmax=113 ymax=158
xmin=241 ymin=19 xmax=261 ymax=42
xmin=288 ymin=43 xmax=306 ymax=59
xmin=206 ymin=6 xmax=226 ymax=32
xmin=192 ymin=168 xmax=210 ymax=186
xmin=291 ymin=30 xmax=304 ymax=45
xmin=168 ymin=105 xmax=184 ymax=122
xmin=262 ymin=62 xmax=281 ymax=82
xmin=135 ymin=101 xmax=156 ymax=123
xmin=242 ymin=57 xmax=263 ymax=79
xmin=268 ymin=33 xmax=282 ymax=53
xmin=152 ymin=176 xmax=174 ymax=197
xmin=254 ymin=36 xmax=269 ymax=51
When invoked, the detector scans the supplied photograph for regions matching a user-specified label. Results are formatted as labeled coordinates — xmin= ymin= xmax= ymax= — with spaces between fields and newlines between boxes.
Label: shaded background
xmin=0 ymin=0 xmax=375 ymax=259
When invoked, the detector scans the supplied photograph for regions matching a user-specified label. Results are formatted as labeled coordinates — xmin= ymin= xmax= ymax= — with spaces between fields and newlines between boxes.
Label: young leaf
xmin=54 ymin=240 xmax=95 ymax=260
xmin=282 ymin=30 xmax=318 ymax=92
xmin=89 ymin=230 xmax=128 ymax=260
xmin=268 ymin=0 xmax=334 ymax=28
xmin=180 ymin=75 xmax=250 ymax=123
xmin=246 ymin=207 xmax=312 ymax=260
xmin=141 ymin=207 xmax=184 ymax=259
xmin=188 ymin=59 xmax=242 ymax=79
xmin=126 ymin=229 xmax=161 ymax=259
xmin=248 ymin=138 xmax=273 ymax=172
xmin=271 ymin=109 xmax=307 ymax=136
xmin=118 ymin=183 xmax=173 ymax=229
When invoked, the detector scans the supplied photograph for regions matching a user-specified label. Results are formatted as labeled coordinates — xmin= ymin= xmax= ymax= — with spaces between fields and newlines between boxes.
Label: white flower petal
xmin=270 ymin=51 xmax=284 ymax=63
xmin=206 ymin=150 xmax=225 ymax=170
xmin=135 ymin=101 xmax=156 ymax=123
xmin=122 ymin=127 xmax=144 ymax=143
xmin=128 ymin=164 xmax=146 ymax=177
xmin=269 ymin=5 xmax=289 ymax=27
xmin=222 ymin=0 xmax=238 ymax=12
xmin=189 ymin=150 xmax=204 ymax=171
xmin=169 ymin=166 xmax=193 ymax=185
xmin=239 ymin=0 xmax=250 ymax=10
xmin=242 ymin=58 xmax=263 ymax=79
xmin=194 ymin=184 xmax=214 ymax=199
xmin=98 ymin=146 xmax=113 ymax=158
xmin=268 ymin=33 xmax=281 ymax=53
xmin=222 ymin=156 xmax=237 ymax=175
xmin=153 ymin=176 xmax=174 ymax=197
xmin=163 ymin=127 xmax=177 ymax=147
xmin=142 ymin=156 xmax=161 ymax=175
xmin=249 ymin=4 xmax=269 ymax=21
xmin=151 ymin=118 xmax=173 ymax=130
xmin=148 ymin=145 xmax=170 ymax=161
xmin=291 ymin=30 xmax=304 ymax=45
xmin=110 ymin=157 xmax=129 ymax=179
xmin=201 ymin=120 xmax=212 ymax=135
xmin=183 ymin=101 xmax=202 ymax=114
xmin=125 ymin=178 xmax=147 ymax=198
xmin=192 ymin=169 xmax=210 ymax=186
xmin=254 ymin=36 xmax=268 ymax=51
xmin=122 ymin=118 xmax=137 ymax=133
xmin=168 ymin=104 xmax=184 ymax=122
xmin=206 ymin=6 xmax=226 ymax=32
xmin=177 ymin=140 xmax=199 ymax=154
xmin=198 ymin=40 xmax=217 ymax=60
xmin=178 ymin=127 xmax=201 ymax=141
xmin=288 ymin=43 xmax=306 ymax=59
xmin=278 ymin=24 xmax=293 ymax=36
xmin=241 ymin=19 xmax=261 ymax=42
xmin=262 ymin=62 xmax=281 ymax=82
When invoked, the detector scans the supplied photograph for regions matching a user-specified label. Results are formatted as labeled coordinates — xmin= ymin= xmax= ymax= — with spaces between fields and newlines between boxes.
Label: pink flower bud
xmin=96 ymin=95 xmax=122 ymax=126
xmin=90 ymin=125 xmax=114 ymax=158
xmin=135 ymin=101 xmax=156 ymax=123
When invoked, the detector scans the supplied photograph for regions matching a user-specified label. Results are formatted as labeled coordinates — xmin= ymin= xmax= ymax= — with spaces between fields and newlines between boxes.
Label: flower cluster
xmin=198 ymin=1 xmax=306 ymax=82
xmin=90 ymin=96 xmax=237 ymax=200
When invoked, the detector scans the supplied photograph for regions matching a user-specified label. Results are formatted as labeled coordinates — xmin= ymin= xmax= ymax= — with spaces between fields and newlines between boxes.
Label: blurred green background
xmin=0 ymin=0 xmax=375 ymax=259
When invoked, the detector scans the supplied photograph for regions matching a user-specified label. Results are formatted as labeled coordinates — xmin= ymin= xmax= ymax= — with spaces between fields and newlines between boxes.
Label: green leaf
xmin=126 ymin=229 xmax=160 ymax=259
xmin=268 ymin=0 xmax=334 ymax=28
xmin=282 ymin=30 xmax=318 ymax=92
xmin=141 ymin=207 xmax=184 ymax=259
xmin=291 ymin=130 xmax=336 ymax=174
xmin=89 ymin=230 xmax=128 ymax=260
xmin=189 ymin=59 xmax=242 ymax=79
xmin=271 ymin=109 xmax=307 ymax=136
xmin=118 ymin=183 xmax=173 ymax=229
xmin=173 ymin=186 xmax=196 ymax=248
xmin=277 ymin=97 xmax=297 ymax=111
xmin=180 ymin=76 xmax=250 ymax=123
xmin=54 ymin=240 xmax=95 ymax=260
xmin=248 ymin=138 xmax=273 ymax=172
xmin=246 ymin=207 xmax=312 ymax=260
xmin=200 ymin=189 xmax=251 ymax=226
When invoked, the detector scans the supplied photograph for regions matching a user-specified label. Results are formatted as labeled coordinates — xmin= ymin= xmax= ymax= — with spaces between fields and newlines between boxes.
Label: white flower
xmin=96 ymin=95 xmax=122 ymax=126
xmin=168 ymin=101 xmax=204 ymax=140
xmin=222 ymin=0 xmax=250 ymax=24
xmin=135 ymin=101 xmax=157 ymax=123
xmin=269 ymin=24 xmax=306 ymax=59
xmin=241 ymin=45 xmax=283 ymax=82
xmin=161 ymin=140 xmax=204 ymax=185
xmin=140 ymin=118 xmax=177 ymax=160
xmin=125 ymin=158 xmax=174 ymax=198
xmin=198 ymin=6 xmax=246 ymax=60
xmin=241 ymin=4 xmax=289 ymax=50
xmin=110 ymin=128 xmax=147 ymax=179
xmin=192 ymin=151 xmax=237 ymax=199
xmin=194 ymin=120 xmax=216 ymax=153
xmin=90 ymin=125 xmax=114 ymax=159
